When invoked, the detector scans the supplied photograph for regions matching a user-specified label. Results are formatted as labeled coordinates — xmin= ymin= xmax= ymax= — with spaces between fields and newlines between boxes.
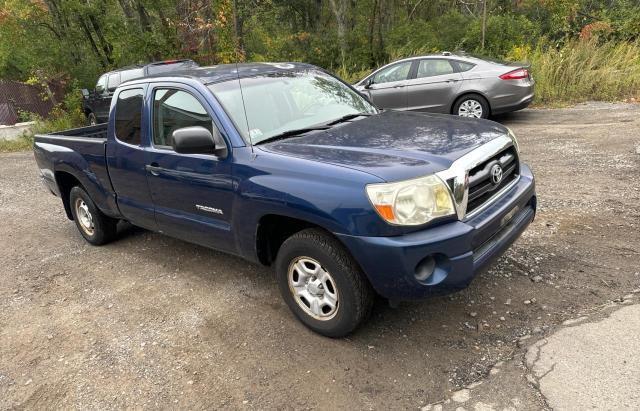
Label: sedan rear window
xmin=455 ymin=61 xmax=476 ymax=72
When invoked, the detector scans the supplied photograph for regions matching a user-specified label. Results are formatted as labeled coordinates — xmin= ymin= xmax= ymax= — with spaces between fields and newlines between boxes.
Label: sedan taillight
xmin=499 ymin=68 xmax=529 ymax=80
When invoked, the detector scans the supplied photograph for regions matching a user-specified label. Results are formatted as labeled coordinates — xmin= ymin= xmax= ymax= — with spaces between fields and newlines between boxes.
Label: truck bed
xmin=44 ymin=123 xmax=108 ymax=141
xmin=33 ymin=122 xmax=118 ymax=219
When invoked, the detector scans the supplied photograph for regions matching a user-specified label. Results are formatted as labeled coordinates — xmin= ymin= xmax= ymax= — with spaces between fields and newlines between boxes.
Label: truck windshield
xmin=208 ymin=70 xmax=377 ymax=145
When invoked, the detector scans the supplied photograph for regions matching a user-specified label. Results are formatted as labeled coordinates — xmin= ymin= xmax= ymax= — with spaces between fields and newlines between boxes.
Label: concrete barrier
xmin=0 ymin=122 xmax=35 ymax=141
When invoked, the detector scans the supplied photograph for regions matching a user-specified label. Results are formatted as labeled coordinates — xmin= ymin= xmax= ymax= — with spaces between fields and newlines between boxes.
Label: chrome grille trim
xmin=436 ymin=135 xmax=517 ymax=220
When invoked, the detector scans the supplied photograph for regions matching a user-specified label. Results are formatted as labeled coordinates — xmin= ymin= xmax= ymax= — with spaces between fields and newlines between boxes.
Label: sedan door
xmin=144 ymin=85 xmax=235 ymax=253
xmin=361 ymin=61 xmax=414 ymax=110
xmin=405 ymin=59 xmax=463 ymax=113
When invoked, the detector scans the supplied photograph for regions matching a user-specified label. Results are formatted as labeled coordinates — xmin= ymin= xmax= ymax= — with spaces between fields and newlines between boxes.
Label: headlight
xmin=366 ymin=175 xmax=456 ymax=225
xmin=506 ymin=127 xmax=519 ymax=152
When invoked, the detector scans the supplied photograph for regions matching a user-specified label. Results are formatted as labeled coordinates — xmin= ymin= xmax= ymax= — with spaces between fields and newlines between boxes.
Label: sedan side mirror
xmin=171 ymin=126 xmax=227 ymax=157
xmin=363 ymin=78 xmax=374 ymax=89
xmin=81 ymin=89 xmax=90 ymax=98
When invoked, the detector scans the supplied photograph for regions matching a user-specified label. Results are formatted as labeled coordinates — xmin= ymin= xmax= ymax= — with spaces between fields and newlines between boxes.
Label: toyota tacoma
xmin=33 ymin=63 xmax=536 ymax=337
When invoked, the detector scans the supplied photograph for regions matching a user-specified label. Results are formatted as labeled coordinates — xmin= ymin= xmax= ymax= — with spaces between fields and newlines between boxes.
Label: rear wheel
xmin=454 ymin=94 xmax=490 ymax=119
xmin=69 ymin=186 xmax=118 ymax=245
xmin=275 ymin=228 xmax=375 ymax=337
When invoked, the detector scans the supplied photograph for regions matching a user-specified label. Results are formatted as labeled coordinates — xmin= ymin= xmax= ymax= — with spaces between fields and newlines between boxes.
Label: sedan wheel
xmin=458 ymin=99 xmax=484 ymax=118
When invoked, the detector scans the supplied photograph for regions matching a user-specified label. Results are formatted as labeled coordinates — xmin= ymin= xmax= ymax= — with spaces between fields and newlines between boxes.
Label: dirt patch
xmin=1 ymin=102 xmax=639 ymax=409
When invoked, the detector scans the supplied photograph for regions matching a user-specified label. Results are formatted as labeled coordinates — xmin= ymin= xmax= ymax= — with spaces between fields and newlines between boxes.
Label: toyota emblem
xmin=490 ymin=164 xmax=503 ymax=185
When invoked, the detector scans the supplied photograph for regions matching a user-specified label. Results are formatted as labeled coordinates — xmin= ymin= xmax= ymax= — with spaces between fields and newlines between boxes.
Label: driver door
xmin=363 ymin=61 xmax=414 ymax=110
xmin=144 ymin=84 xmax=235 ymax=252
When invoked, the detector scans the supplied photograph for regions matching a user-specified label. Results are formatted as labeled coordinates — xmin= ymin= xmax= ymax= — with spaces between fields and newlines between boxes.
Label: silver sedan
xmin=353 ymin=53 xmax=534 ymax=119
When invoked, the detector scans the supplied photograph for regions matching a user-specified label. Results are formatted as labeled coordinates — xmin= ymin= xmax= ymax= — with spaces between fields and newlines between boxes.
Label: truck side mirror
xmin=81 ymin=89 xmax=90 ymax=98
xmin=171 ymin=126 xmax=227 ymax=157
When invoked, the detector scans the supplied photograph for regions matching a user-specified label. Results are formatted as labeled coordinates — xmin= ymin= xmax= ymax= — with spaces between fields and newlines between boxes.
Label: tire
xmin=87 ymin=112 xmax=97 ymax=126
xmin=69 ymin=186 xmax=118 ymax=245
xmin=275 ymin=228 xmax=375 ymax=337
xmin=453 ymin=94 xmax=490 ymax=119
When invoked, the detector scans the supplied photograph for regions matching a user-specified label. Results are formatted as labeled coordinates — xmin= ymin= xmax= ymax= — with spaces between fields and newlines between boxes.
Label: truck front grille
xmin=465 ymin=146 xmax=519 ymax=214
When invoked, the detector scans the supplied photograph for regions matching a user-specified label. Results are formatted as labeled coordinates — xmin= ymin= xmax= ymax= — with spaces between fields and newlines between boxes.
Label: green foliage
xmin=1 ymin=0 xmax=640 ymax=119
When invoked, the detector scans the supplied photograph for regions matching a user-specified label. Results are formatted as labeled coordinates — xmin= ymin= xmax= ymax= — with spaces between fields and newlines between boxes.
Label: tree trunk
xmin=78 ymin=17 xmax=109 ymax=68
xmin=328 ymin=0 xmax=348 ymax=67
xmin=481 ymin=0 xmax=487 ymax=50
xmin=232 ymin=0 xmax=246 ymax=60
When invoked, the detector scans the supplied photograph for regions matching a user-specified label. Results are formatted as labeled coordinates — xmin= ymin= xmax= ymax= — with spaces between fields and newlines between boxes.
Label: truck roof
xmin=128 ymin=62 xmax=317 ymax=85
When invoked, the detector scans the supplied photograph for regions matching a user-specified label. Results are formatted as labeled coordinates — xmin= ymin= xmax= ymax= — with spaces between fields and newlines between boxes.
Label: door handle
xmin=145 ymin=163 xmax=161 ymax=176
xmin=393 ymin=84 xmax=406 ymax=88
xmin=446 ymin=78 xmax=460 ymax=83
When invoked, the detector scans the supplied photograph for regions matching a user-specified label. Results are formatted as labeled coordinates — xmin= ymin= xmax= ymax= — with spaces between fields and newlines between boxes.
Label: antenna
xmin=235 ymin=60 xmax=254 ymax=154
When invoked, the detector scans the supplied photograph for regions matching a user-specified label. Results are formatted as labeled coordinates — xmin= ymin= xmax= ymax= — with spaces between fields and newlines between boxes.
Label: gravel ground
xmin=1 ymin=102 xmax=639 ymax=409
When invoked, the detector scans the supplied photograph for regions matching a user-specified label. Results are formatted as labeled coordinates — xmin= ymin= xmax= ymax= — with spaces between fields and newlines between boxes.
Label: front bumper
xmin=336 ymin=164 xmax=536 ymax=300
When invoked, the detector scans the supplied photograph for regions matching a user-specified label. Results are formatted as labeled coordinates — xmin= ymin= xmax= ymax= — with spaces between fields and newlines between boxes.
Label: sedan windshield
xmin=208 ymin=69 xmax=377 ymax=145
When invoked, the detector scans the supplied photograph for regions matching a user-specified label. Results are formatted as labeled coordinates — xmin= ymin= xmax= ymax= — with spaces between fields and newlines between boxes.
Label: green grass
xmin=512 ymin=40 xmax=640 ymax=105
xmin=0 ymin=134 xmax=34 ymax=153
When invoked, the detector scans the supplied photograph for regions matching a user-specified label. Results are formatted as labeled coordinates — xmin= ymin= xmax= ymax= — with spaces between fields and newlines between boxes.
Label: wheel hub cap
xmin=288 ymin=257 xmax=339 ymax=321
xmin=75 ymin=199 xmax=95 ymax=235
xmin=458 ymin=100 xmax=483 ymax=118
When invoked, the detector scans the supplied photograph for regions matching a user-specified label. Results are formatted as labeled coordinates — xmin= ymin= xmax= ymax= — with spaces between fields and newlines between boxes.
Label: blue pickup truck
xmin=33 ymin=63 xmax=536 ymax=337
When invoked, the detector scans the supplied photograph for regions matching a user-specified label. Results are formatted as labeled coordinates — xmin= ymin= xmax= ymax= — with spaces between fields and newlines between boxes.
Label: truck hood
xmin=260 ymin=110 xmax=510 ymax=182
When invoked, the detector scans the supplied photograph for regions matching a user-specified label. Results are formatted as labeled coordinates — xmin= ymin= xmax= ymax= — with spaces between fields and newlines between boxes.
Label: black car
xmin=81 ymin=59 xmax=199 ymax=124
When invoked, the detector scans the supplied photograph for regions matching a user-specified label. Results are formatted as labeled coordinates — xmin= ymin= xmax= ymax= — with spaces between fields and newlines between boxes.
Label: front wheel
xmin=454 ymin=94 xmax=490 ymax=119
xmin=275 ymin=229 xmax=375 ymax=337
xmin=69 ymin=186 xmax=118 ymax=245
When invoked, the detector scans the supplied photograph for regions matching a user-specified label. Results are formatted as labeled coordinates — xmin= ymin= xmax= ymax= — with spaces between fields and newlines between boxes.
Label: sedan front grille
xmin=465 ymin=146 xmax=519 ymax=214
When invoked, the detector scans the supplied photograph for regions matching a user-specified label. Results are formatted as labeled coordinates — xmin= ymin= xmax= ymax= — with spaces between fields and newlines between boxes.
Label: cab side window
xmin=115 ymin=88 xmax=144 ymax=145
xmin=152 ymin=88 xmax=214 ymax=148
xmin=416 ymin=59 xmax=455 ymax=78
xmin=95 ymin=75 xmax=107 ymax=93
xmin=372 ymin=61 xmax=412 ymax=84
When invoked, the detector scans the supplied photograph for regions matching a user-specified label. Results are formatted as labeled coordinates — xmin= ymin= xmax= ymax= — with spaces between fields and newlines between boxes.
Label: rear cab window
xmin=114 ymin=88 xmax=144 ymax=145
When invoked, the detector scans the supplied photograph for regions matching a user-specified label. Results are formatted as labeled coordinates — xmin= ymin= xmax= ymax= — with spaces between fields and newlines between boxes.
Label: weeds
xmin=0 ymin=89 xmax=86 ymax=153
xmin=508 ymin=40 xmax=640 ymax=104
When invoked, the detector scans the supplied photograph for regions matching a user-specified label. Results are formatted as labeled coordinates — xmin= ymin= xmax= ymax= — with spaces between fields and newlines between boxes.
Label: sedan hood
xmin=260 ymin=110 xmax=509 ymax=182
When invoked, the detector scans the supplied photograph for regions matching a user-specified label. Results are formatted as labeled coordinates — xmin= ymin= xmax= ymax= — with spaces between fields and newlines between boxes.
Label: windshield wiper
xmin=254 ymin=126 xmax=330 ymax=145
xmin=324 ymin=112 xmax=373 ymax=126
xmin=253 ymin=113 xmax=373 ymax=145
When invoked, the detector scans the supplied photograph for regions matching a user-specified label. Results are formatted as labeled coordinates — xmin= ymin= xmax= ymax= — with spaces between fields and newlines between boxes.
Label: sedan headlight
xmin=366 ymin=175 xmax=456 ymax=225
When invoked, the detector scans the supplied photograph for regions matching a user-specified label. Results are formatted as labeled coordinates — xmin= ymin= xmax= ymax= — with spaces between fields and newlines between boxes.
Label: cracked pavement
xmin=422 ymin=301 xmax=640 ymax=411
